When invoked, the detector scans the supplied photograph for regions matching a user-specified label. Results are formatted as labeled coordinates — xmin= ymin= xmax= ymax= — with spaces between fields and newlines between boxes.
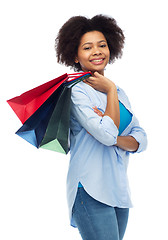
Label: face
xmin=76 ymin=31 xmax=110 ymax=75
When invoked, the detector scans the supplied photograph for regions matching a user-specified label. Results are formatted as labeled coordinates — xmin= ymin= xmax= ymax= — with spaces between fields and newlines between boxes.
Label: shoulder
xmin=71 ymin=81 xmax=87 ymax=92
xmin=71 ymin=81 xmax=97 ymax=98
xmin=117 ymin=85 xmax=132 ymax=109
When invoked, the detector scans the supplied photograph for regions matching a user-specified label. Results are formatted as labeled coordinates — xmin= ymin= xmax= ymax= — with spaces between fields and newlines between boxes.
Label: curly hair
xmin=55 ymin=15 xmax=125 ymax=71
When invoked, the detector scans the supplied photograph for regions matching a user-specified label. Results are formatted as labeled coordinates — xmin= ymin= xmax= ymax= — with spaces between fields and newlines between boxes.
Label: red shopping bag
xmin=7 ymin=74 xmax=68 ymax=124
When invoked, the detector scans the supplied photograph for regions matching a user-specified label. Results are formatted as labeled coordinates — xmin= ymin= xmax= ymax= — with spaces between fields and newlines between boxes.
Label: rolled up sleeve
xmin=128 ymin=117 xmax=147 ymax=153
xmin=71 ymin=85 xmax=119 ymax=146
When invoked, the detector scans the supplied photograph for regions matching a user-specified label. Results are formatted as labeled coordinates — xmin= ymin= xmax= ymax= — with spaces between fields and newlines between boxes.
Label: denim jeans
xmin=72 ymin=187 xmax=129 ymax=240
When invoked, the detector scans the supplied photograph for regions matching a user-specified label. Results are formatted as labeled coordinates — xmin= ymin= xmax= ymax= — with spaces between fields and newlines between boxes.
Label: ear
xmin=74 ymin=57 xmax=79 ymax=63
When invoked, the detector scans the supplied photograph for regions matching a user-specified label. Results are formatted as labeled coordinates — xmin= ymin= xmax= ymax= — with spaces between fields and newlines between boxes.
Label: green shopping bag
xmin=40 ymin=86 xmax=71 ymax=154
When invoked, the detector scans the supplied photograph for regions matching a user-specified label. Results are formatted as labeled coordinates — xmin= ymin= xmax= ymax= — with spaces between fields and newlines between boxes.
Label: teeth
xmin=91 ymin=59 xmax=103 ymax=62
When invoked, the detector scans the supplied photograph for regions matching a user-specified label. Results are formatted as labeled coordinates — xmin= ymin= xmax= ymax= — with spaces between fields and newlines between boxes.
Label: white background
xmin=0 ymin=0 xmax=168 ymax=239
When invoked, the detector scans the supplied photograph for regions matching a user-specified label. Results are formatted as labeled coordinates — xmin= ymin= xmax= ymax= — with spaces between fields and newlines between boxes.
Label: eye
xmin=100 ymin=44 xmax=107 ymax=48
xmin=83 ymin=46 xmax=91 ymax=50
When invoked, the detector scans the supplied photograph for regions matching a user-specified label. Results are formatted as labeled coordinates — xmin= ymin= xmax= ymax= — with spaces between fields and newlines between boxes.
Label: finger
xmin=83 ymin=78 xmax=91 ymax=84
xmin=84 ymin=78 xmax=96 ymax=86
xmin=93 ymin=71 xmax=102 ymax=77
xmin=87 ymin=76 xmax=96 ymax=81
xmin=93 ymin=107 xmax=103 ymax=117
xmin=95 ymin=111 xmax=103 ymax=117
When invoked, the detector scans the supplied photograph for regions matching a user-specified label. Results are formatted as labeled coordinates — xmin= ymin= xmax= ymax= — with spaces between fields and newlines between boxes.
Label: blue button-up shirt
xmin=67 ymin=81 xmax=147 ymax=227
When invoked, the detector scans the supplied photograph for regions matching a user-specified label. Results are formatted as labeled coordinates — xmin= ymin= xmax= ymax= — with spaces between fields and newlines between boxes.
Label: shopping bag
xmin=40 ymin=86 xmax=72 ymax=154
xmin=8 ymin=72 xmax=91 ymax=154
xmin=7 ymin=73 xmax=68 ymax=124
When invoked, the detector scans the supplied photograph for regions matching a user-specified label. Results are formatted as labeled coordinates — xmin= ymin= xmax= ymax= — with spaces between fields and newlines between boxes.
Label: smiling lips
xmin=90 ymin=58 xmax=105 ymax=65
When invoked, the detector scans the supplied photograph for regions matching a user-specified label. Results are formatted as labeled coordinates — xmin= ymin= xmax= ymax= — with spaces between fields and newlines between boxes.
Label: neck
xmin=81 ymin=68 xmax=104 ymax=76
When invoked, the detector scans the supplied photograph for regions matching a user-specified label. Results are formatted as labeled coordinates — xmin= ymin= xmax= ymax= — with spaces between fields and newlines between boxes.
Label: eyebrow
xmin=81 ymin=40 xmax=107 ymax=47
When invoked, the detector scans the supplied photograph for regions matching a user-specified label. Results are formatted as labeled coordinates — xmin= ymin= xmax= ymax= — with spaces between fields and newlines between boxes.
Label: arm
xmin=93 ymin=107 xmax=146 ymax=153
xmin=104 ymin=87 xmax=120 ymax=129
xmin=71 ymin=82 xmax=119 ymax=146
xmin=84 ymin=72 xmax=120 ymax=128
xmin=93 ymin=107 xmax=139 ymax=152
xmin=87 ymin=73 xmax=138 ymax=152
xmin=115 ymin=136 xmax=139 ymax=152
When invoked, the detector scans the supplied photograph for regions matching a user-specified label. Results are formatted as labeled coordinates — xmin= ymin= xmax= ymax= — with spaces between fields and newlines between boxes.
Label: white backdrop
xmin=0 ymin=0 xmax=168 ymax=239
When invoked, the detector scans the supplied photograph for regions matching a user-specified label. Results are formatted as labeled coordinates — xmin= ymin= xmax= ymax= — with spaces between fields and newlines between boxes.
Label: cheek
xmin=78 ymin=53 xmax=90 ymax=65
xmin=105 ymin=49 xmax=110 ymax=60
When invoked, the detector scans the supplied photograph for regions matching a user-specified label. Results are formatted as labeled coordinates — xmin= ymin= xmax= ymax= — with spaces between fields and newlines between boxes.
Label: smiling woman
xmin=55 ymin=15 xmax=125 ymax=72
xmin=55 ymin=15 xmax=147 ymax=240
xmin=75 ymin=31 xmax=110 ymax=75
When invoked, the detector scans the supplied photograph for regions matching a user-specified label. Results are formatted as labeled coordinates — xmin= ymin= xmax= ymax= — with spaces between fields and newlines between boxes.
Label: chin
xmin=91 ymin=64 xmax=107 ymax=73
xmin=81 ymin=64 xmax=106 ymax=74
xmin=90 ymin=67 xmax=105 ymax=74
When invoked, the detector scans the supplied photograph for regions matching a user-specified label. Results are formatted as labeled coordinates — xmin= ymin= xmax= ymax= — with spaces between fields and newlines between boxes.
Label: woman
xmin=55 ymin=15 xmax=147 ymax=240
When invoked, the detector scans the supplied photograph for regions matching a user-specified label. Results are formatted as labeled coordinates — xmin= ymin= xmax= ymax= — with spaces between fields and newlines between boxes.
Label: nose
xmin=92 ymin=46 xmax=102 ymax=56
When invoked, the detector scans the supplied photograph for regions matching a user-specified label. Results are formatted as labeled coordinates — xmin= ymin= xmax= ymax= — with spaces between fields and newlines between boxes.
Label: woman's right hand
xmin=83 ymin=71 xmax=117 ymax=93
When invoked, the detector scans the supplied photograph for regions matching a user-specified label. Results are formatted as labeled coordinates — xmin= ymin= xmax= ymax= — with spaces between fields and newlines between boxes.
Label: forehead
xmin=79 ymin=31 xmax=106 ymax=45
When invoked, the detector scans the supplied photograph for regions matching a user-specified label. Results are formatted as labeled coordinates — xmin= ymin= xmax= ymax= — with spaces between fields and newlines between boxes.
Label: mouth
xmin=90 ymin=58 xmax=105 ymax=65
